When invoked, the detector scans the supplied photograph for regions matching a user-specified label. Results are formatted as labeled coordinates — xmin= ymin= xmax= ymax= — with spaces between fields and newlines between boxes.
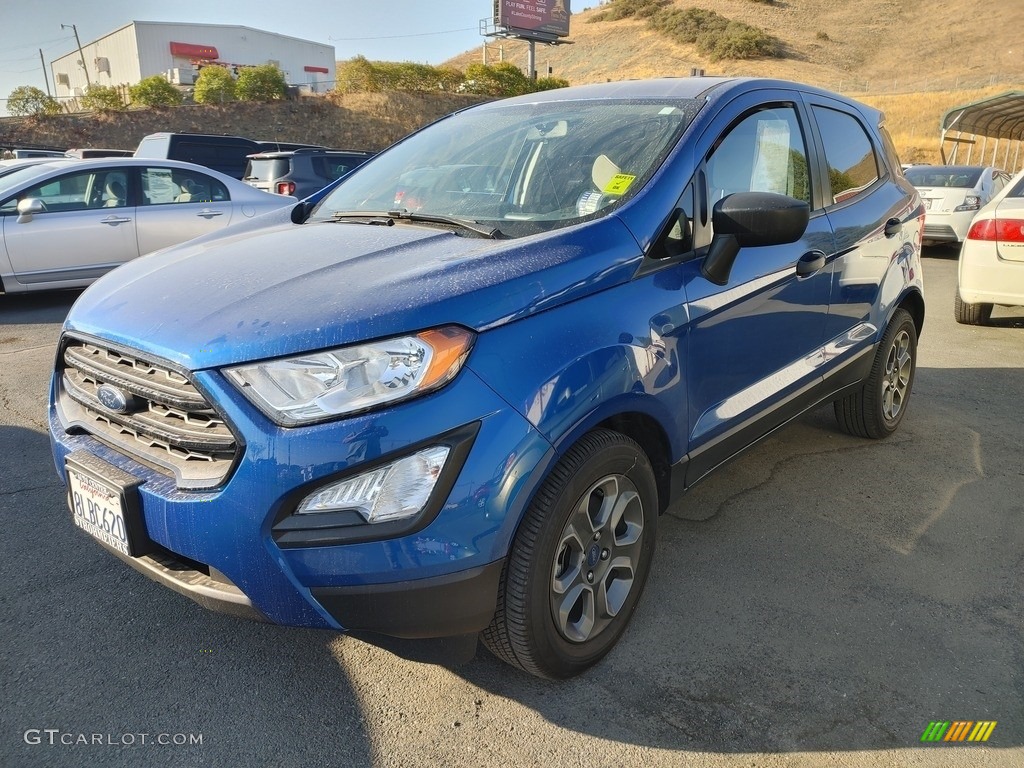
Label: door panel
xmin=1 ymin=167 xmax=138 ymax=285
xmin=683 ymin=214 xmax=835 ymax=483
xmin=135 ymin=166 xmax=234 ymax=255
xmin=682 ymin=98 xmax=837 ymax=484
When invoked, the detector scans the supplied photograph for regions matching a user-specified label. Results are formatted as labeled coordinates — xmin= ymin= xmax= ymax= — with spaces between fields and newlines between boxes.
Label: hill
xmin=450 ymin=0 xmax=1019 ymax=95
xmin=445 ymin=0 xmax=1020 ymax=164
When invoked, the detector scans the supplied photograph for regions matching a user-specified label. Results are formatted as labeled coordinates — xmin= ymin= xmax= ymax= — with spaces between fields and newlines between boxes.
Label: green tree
xmin=235 ymin=64 xmax=287 ymax=102
xmin=193 ymin=66 xmax=236 ymax=104
xmin=129 ymin=75 xmax=183 ymax=107
xmin=80 ymin=84 xmax=125 ymax=112
xmin=6 ymin=85 xmax=61 ymax=116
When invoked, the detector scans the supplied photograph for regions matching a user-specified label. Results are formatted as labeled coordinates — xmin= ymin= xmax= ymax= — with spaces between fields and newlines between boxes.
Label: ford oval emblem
xmin=97 ymin=384 xmax=130 ymax=414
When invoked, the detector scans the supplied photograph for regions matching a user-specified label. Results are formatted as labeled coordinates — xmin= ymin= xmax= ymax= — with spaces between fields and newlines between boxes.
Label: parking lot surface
xmin=1 ymin=252 xmax=1021 ymax=767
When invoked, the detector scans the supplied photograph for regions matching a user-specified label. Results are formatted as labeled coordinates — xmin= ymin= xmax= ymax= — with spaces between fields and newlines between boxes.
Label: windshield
xmin=310 ymin=99 xmax=696 ymax=237
xmin=904 ymin=165 xmax=983 ymax=188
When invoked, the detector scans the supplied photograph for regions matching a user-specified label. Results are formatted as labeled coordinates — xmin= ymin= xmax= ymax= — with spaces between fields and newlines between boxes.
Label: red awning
xmin=304 ymin=65 xmax=329 ymax=74
xmin=170 ymin=41 xmax=219 ymax=59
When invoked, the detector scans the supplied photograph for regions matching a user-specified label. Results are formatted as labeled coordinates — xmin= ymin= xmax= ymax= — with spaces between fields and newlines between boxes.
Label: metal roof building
xmin=50 ymin=21 xmax=336 ymax=101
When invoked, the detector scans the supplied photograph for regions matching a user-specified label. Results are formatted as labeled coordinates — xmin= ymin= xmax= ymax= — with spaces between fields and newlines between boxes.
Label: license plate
xmin=65 ymin=451 xmax=144 ymax=557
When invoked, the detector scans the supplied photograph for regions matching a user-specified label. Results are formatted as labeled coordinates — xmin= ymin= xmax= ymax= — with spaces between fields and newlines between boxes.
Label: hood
xmin=66 ymin=217 xmax=643 ymax=370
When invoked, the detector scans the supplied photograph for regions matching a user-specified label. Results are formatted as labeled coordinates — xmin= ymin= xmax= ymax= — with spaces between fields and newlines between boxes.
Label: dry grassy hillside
xmin=446 ymin=0 xmax=1021 ymax=165
xmin=454 ymin=0 xmax=1019 ymax=92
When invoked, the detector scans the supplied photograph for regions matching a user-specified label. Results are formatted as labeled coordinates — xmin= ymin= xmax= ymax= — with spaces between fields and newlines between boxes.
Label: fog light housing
xmin=297 ymin=446 xmax=450 ymax=524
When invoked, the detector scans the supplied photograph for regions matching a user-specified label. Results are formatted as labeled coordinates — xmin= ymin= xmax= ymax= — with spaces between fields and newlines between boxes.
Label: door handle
xmin=796 ymin=250 xmax=826 ymax=277
xmin=884 ymin=217 xmax=902 ymax=237
xmin=197 ymin=209 xmax=224 ymax=218
xmin=101 ymin=217 xmax=132 ymax=225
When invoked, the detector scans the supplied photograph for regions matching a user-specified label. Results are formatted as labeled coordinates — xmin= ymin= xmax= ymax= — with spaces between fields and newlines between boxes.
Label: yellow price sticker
xmin=604 ymin=173 xmax=636 ymax=196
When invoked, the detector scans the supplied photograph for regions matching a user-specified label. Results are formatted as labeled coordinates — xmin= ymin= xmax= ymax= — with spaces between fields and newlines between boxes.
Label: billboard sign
xmin=494 ymin=0 xmax=571 ymax=39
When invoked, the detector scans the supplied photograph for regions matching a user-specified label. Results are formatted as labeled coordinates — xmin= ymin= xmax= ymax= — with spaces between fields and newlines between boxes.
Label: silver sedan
xmin=0 ymin=158 xmax=295 ymax=293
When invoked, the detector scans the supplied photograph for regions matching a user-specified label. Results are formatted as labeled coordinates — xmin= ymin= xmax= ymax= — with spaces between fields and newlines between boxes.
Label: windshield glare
xmin=311 ymin=99 xmax=695 ymax=237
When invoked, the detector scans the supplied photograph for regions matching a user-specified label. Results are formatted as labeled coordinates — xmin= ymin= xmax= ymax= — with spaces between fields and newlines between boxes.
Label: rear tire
xmin=834 ymin=308 xmax=917 ymax=439
xmin=482 ymin=429 xmax=658 ymax=679
xmin=954 ymin=288 xmax=992 ymax=325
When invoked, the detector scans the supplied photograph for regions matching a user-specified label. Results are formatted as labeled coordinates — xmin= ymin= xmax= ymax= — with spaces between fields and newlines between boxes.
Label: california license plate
xmin=65 ymin=451 xmax=144 ymax=557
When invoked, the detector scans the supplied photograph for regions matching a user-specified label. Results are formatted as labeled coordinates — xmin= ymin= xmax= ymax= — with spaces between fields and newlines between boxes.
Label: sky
xmin=0 ymin=0 xmax=599 ymax=116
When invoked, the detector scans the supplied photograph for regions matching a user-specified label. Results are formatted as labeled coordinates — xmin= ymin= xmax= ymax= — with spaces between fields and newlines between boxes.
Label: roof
xmin=941 ymin=91 xmax=1024 ymax=141
xmin=939 ymin=91 xmax=1024 ymax=171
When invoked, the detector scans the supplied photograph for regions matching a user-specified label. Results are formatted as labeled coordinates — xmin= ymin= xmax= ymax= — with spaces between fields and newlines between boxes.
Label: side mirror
xmin=16 ymin=198 xmax=46 ymax=223
xmin=701 ymin=192 xmax=809 ymax=285
xmin=291 ymin=199 xmax=315 ymax=224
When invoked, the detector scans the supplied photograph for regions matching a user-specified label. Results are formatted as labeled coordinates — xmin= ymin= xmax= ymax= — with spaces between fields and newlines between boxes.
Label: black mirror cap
xmin=291 ymin=200 xmax=315 ymax=224
xmin=711 ymin=192 xmax=810 ymax=247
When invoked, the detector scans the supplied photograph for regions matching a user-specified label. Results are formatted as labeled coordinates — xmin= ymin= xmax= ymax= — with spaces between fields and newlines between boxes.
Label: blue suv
xmin=49 ymin=77 xmax=924 ymax=679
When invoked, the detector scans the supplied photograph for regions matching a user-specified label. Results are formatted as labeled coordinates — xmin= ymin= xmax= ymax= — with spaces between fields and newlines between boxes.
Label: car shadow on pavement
xmin=0 ymin=424 xmax=375 ymax=768
xmin=433 ymin=366 xmax=1022 ymax=754
xmin=4 ymin=368 xmax=1021 ymax=764
xmin=0 ymin=289 xmax=81 ymax=326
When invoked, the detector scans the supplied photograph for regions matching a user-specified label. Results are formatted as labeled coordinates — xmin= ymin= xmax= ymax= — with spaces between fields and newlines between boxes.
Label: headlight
xmin=224 ymin=326 xmax=474 ymax=425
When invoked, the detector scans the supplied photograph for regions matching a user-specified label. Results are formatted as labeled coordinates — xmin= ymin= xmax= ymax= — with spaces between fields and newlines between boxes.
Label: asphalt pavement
xmin=1 ymin=251 xmax=1021 ymax=768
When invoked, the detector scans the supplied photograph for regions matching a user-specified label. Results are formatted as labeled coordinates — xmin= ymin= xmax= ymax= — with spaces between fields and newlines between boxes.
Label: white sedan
xmin=905 ymin=164 xmax=1012 ymax=246
xmin=0 ymin=158 xmax=294 ymax=294
xmin=955 ymin=168 xmax=1024 ymax=324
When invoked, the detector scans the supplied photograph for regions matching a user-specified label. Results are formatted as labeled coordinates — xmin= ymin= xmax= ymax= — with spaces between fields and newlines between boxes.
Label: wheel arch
xmin=896 ymin=287 xmax=925 ymax=337
xmin=594 ymin=412 xmax=673 ymax=513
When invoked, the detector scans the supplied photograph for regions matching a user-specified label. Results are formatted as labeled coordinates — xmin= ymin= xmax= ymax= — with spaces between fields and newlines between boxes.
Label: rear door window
xmin=141 ymin=167 xmax=229 ymax=205
xmin=813 ymin=106 xmax=881 ymax=205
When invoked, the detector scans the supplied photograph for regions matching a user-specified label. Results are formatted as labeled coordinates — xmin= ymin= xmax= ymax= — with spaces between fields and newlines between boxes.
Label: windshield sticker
xmin=604 ymin=173 xmax=637 ymax=196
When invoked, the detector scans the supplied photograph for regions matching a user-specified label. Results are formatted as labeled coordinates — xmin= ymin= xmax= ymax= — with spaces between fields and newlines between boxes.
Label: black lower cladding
xmin=312 ymin=559 xmax=505 ymax=638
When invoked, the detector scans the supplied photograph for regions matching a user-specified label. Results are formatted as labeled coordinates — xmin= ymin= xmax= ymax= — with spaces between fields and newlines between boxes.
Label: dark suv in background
xmin=134 ymin=132 xmax=326 ymax=179
xmin=242 ymin=148 xmax=375 ymax=198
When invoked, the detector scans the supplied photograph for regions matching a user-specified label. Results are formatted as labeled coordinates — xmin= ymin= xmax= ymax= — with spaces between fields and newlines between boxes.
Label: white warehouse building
xmin=50 ymin=21 xmax=336 ymax=100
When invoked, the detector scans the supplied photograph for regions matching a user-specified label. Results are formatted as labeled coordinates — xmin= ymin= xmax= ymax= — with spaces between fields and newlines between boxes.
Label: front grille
xmin=59 ymin=339 xmax=238 ymax=489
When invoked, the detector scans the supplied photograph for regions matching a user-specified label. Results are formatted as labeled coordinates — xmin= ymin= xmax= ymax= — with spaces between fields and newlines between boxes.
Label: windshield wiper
xmin=329 ymin=212 xmax=395 ymax=227
xmin=331 ymin=210 xmax=501 ymax=239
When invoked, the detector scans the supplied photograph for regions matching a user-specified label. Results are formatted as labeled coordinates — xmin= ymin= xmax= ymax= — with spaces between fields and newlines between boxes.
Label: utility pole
xmin=61 ymin=23 xmax=91 ymax=87
xmin=39 ymin=49 xmax=51 ymax=95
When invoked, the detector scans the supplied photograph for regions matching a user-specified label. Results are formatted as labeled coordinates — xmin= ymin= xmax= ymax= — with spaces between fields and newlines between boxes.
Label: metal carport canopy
xmin=941 ymin=91 xmax=1024 ymax=171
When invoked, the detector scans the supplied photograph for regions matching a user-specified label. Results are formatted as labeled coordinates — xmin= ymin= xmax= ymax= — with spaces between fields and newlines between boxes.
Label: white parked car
xmin=955 ymin=168 xmax=1024 ymax=324
xmin=0 ymin=158 xmax=294 ymax=294
xmin=904 ymin=165 xmax=1012 ymax=246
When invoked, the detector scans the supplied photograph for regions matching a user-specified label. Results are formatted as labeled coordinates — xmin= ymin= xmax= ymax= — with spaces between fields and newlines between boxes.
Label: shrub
xmin=534 ymin=76 xmax=571 ymax=92
xmin=193 ymin=66 xmax=236 ymax=104
xmin=700 ymin=22 xmax=780 ymax=60
xmin=589 ymin=0 xmax=670 ymax=22
xmin=79 ymin=84 xmax=125 ymax=112
xmin=335 ymin=57 xmax=465 ymax=94
xmin=816 ymin=31 xmax=831 ymax=41
xmin=6 ymin=85 xmax=61 ymax=116
xmin=651 ymin=7 xmax=780 ymax=60
xmin=463 ymin=62 xmax=533 ymax=97
xmin=236 ymin=64 xmax=287 ymax=102
xmin=129 ymin=75 xmax=183 ymax=107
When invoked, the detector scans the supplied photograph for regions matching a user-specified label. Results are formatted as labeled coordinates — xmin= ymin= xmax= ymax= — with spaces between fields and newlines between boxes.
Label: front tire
xmin=482 ymin=429 xmax=658 ymax=679
xmin=834 ymin=308 xmax=918 ymax=439
xmin=954 ymin=288 xmax=992 ymax=325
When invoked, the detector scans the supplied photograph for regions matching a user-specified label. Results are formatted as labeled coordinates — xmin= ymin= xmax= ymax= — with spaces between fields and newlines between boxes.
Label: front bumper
xmin=49 ymin=363 xmax=553 ymax=637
